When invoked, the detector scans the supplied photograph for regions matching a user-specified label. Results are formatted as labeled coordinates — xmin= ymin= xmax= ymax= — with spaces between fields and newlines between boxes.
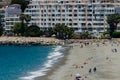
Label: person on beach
xmin=112 ymin=49 xmax=114 ymax=53
xmin=80 ymin=44 xmax=83 ymax=48
xmin=93 ymin=67 xmax=96 ymax=72
xmin=114 ymin=48 xmax=117 ymax=52
xmin=89 ymin=68 xmax=92 ymax=73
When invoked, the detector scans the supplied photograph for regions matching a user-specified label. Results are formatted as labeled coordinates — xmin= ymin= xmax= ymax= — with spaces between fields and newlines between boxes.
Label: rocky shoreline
xmin=0 ymin=37 xmax=65 ymax=46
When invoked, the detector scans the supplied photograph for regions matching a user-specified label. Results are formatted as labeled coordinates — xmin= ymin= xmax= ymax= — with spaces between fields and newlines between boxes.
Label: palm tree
xmin=0 ymin=15 xmax=3 ymax=36
xmin=19 ymin=14 xmax=25 ymax=36
xmin=24 ymin=14 xmax=31 ymax=25
xmin=19 ymin=14 xmax=31 ymax=36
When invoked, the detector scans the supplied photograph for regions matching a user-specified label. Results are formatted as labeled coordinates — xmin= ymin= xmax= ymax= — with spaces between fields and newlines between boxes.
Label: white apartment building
xmin=5 ymin=4 xmax=21 ymax=31
xmin=0 ymin=0 xmax=119 ymax=34
xmin=0 ymin=4 xmax=21 ymax=34
xmin=24 ymin=0 xmax=120 ymax=33
xmin=0 ymin=7 xmax=5 ymax=27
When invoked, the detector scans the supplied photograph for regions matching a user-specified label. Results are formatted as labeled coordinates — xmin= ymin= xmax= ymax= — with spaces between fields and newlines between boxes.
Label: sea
xmin=0 ymin=45 xmax=66 ymax=80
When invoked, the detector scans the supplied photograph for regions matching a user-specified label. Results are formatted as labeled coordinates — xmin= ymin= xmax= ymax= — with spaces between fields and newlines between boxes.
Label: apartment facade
xmin=24 ymin=0 xmax=120 ymax=33
xmin=5 ymin=4 xmax=21 ymax=31
xmin=0 ymin=7 xmax=5 ymax=27
xmin=0 ymin=0 xmax=120 ymax=33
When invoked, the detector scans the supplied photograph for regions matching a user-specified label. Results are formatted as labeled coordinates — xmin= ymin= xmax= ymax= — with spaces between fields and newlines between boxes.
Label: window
xmin=74 ymin=14 xmax=77 ymax=17
xmin=81 ymin=23 xmax=85 ymax=26
xmin=62 ymin=19 xmax=65 ymax=21
xmin=69 ymin=23 xmax=72 ymax=25
xmin=56 ymin=14 xmax=60 ymax=16
xmin=69 ymin=14 xmax=72 ymax=16
xmin=74 ymin=10 xmax=77 ymax=12
xmin=69 ymin=19 xmax=72 ymax=21
xmin=62 ymin=10 xmax=65 ymax=12
xmin=69 ymin=5 xmax=72 ymax=8
xmin=81 ymin=19 xmax=85 ymax=21
xmin=74 ymin=5 xmax=77 ymax=7
xmin=87 ymin=14 xmax=92 ymax=16
xmin=81 ymin=14 xmax=85 ymax=16
xmin=69 ymin=10 xmax=72 ymax=12
xmin=93 ymin=23 xmax=104 ymax=25
xmin=44 ymin=14 xmax=46 ymax=16
xmin=74 ymin=23 xmax=77 ymax=25
xmin=52 ymin=14 xmax=55 ymax=16
xmin=52 ymin=23 xmax=55 ymax=25
xmin=78 ymin=5 xmax=81 ymax=8
xmin=62 ymin=14 xmax=65 ymax=17
xmin=52 ymin=19 xmax=55 ymax=21
xmin=88 ymin=19 xmax=92 ymax=21
xmin=88 ymin=10 xmax=92 ymax=12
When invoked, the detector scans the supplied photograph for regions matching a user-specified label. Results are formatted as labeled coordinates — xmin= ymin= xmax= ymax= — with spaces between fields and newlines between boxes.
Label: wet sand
xmin=36 ymin=39 xmax=120 ymax=80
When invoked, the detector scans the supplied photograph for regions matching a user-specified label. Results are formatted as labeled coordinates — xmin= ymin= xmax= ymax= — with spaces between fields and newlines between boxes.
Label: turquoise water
xmin=0 ymin=45 xmax=64 ymax=80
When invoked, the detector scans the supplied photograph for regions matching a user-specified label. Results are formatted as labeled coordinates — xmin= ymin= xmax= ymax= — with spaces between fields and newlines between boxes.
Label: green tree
xmin=11 ymin=0 xmax=29 ymax=12
xmin=81 ymin=31 xmax=90 ymax=39
xmin=13 ymin=22 xmax=27 ymax=36
xmin=0 ymin=27 xmax=3 ymax=36
xmin=25 ymin=25 xmax=43 ymax=37
xmin=19 ymin=14 xmax=31 ymax=36
xmin=44 ymin=28 xmax=54 ymax=37
xmin=20 ymin=14 xmax=31 ymax=24
xmin=13 ymin=22 xmax=21 ymax=35
xmin=19 ymin=14 xmax=26 ymax=36
xmin=107 ymin=14 xmax=120 ymax=36
xmin=0 ymin=15 xmax=3 ymax=36
xmin=53 ymin=24 xmax=74 ymax=39
xmin=112 ymin=32 xmax=120 ymax=38
xmin=24 ymin=14 xmax=31 ymax=25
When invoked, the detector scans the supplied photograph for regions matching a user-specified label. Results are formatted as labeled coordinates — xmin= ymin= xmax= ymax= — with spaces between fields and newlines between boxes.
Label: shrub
xmin=112 ymin=32 xmax=120 ymax=38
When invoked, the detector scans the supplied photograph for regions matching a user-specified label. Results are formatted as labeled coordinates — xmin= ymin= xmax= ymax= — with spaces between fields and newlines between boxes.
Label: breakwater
xmin=0 ymin=37 xmax=64 ymax=46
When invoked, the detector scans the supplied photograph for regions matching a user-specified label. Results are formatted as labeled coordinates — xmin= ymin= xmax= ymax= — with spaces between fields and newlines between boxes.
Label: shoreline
xmin=35 ymin=45 xmax=71 ymax=80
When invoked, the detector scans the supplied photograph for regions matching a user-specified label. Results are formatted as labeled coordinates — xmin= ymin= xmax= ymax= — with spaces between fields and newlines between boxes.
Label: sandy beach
xmin=36 ymin=39 xmax=120 ymax=80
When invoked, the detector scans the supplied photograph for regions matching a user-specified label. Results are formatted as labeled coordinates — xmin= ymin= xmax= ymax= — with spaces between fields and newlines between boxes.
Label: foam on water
xmin=20 ymin=46 xmax=64 ymax=80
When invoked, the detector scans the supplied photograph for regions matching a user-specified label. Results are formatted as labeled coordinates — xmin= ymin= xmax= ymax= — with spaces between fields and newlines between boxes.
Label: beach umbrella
xmin=75 ymin=73 xmax=81 ymax=77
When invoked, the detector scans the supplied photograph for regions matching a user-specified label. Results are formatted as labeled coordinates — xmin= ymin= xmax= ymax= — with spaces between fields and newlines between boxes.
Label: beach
xmin=0 ymin=37 xmax=120 ymax=80
xmin=36 ymin=39 xmax=120 ymax=80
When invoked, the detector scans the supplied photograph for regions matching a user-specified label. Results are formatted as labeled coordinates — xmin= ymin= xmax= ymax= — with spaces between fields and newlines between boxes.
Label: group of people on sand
xmin=111 ymin=41 xmax=119 ymax=53
xmin=112 ymin=48 xmax=117 ymax=53
xmin=73 ymin=39 xmax=120 ymax=80
xmin=75 ymin=67 xmax=97 ymax=80
xmin=89 ymin=67 xmax=97 ymax=73
xmin=74 ymin=40 xmax=104 ymax=80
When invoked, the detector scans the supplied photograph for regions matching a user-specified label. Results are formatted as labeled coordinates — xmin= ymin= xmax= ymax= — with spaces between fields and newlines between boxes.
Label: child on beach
xmin=89 ymin=68 xmax=92 ymax=73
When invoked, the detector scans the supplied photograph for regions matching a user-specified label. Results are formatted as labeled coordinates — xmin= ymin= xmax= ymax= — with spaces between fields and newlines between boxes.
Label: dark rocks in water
xmin=0 ymin=41 xmax=64 ymax=46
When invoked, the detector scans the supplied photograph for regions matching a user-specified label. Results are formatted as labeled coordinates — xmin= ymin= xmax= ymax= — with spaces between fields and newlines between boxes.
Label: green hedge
xmin=112 ymin=32 xmax=120 ymax=38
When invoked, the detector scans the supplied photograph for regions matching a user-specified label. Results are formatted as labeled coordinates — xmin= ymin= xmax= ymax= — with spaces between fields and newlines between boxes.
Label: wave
xmin=20 ymin=46 xmax=64 ymax=80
